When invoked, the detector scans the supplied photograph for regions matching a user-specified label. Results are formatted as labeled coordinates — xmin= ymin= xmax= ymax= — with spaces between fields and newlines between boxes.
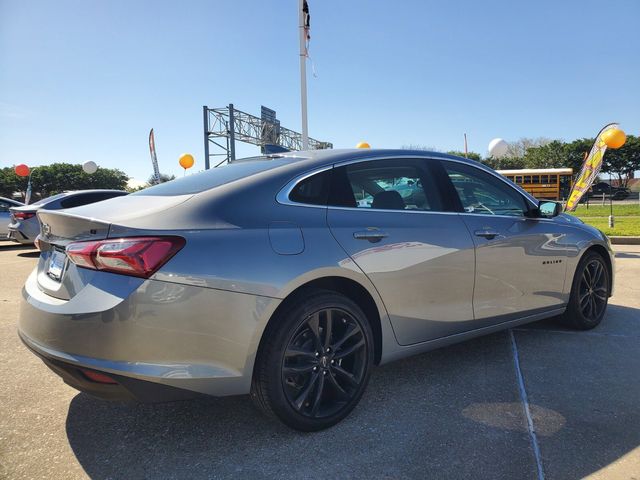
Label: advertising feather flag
xmin=149 ymin=129 xmax=161 ymax=184
xmin=564 ymin=123 xmax=618 ymax=212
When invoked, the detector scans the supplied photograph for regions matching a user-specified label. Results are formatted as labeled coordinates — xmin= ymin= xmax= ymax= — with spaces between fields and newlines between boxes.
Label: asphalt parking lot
xmin=0 ymin=243 xmax=638 ymax=480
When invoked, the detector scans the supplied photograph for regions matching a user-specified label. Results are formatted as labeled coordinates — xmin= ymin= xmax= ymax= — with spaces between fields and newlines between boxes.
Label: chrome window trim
xmin=276 ymin=154 xmax=541 ymax=214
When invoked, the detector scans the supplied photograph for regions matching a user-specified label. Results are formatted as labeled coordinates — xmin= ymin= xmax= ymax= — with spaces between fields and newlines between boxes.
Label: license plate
xmin=47 ymin=250 xmax=66 ymax=281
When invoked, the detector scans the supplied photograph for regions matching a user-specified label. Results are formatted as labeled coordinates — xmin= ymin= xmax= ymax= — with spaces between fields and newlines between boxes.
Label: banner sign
xmin=149 ymin=129 xmax=161 ymax=183
xmin=564 ymin=123 xmax=617 ymax=212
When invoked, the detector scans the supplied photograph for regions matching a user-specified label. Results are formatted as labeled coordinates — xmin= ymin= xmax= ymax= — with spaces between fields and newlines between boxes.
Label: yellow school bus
xmin=497 ymin=168 xmax=573 ymax=200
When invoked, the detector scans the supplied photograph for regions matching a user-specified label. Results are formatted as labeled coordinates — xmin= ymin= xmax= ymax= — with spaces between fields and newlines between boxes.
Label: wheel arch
xmin=257 ymin=276 xmax=385 ymax=367
xmin=580 ymin=243 xmax=614 ymax=296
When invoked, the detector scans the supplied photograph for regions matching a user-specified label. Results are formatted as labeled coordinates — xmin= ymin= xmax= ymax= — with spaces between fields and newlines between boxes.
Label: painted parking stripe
xmin=510 ymin=329 xmax=545 ymax=480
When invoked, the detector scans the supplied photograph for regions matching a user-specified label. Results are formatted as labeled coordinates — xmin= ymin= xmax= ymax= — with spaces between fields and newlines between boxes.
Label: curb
xmin=609 ymin=236 xmax=640 ymax=245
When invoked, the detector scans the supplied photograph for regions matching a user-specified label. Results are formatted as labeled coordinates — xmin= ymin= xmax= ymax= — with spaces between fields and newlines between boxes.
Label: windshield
xmin=132 ymin=157 xmax=292 ymax=196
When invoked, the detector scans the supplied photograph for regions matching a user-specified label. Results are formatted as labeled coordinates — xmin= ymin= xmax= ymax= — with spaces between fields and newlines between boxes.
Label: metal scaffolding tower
xmin=203 ymin=104 xmax=333 ymax=169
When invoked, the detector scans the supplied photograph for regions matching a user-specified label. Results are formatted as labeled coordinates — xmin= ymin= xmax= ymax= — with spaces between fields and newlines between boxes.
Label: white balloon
xmin=82 ymin=161 xmax=98 ymax=174
xmin=488 ymin=138 xmax=509 ymax=158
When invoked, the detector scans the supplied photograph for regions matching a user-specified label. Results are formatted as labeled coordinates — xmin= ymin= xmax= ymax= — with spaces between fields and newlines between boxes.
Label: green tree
xmin=601 ymin=135 xmax=640 ymax=188
xmin=481 ymin=156 xmax=526 ymax=170
xmin=523 ymin=140 xmax=566 ymax=168
xmin=0 ymin=167 xmax=24 ymax=198
xmin=563 ymin=138 xmax=593 ymax=173
xmin=0 ymin=164 xmax=128 ymax=201
xmin=446 ymin=151 xmax=482 ymax=162
xmin=148 ymin=173 xmax=176 ymax=186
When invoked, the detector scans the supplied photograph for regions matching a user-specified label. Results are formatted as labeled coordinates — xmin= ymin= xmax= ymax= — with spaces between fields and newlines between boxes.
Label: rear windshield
xmin=32 ymin=193 xmax=67 ymax=205
xmin=132 ymin=157 xmax=291 ymax=196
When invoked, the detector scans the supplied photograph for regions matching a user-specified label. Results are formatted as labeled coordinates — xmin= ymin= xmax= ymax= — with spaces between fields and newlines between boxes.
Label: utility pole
xmin=299 ymin=0 xmax=309 ymax=150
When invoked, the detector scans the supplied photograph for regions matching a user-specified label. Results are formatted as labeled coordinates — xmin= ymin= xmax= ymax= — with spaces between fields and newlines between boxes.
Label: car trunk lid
xmin=34 ymin=194 xmax=192 ymax=300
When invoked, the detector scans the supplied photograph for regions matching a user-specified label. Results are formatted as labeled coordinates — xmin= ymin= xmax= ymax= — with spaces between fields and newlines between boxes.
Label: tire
xmin=558 ymin=251 xmax=610 ymax=330
xmin=251 ymin=290 xmax=374 ymax=431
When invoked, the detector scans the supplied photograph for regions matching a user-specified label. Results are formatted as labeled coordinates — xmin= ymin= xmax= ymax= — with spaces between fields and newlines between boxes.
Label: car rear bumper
xmin=7 ymin=227 xmax=35 ymax=244
xmin=18 ymin=268 xmax=280 ymax=399
xmin=19 ymin=331 xmax=201 ymax=402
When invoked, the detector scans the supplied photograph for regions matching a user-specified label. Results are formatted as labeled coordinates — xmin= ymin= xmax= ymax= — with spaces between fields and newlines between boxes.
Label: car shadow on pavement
xmin=17 ymin=251 xmax=40 ymax=258
xmin=63 ymin=323 xmax=639 ymax=480
xmin=0 ymin=242 xmax=36 ymax=251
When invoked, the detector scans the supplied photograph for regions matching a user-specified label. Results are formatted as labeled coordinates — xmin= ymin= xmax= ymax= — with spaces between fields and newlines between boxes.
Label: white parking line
xmin=514 ymin=328 xmax=635 ymax=338
xmin=509 ymin=329 xmax=545 ymax=480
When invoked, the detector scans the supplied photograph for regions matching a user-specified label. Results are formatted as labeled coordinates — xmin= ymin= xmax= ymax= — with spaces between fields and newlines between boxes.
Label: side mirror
xmin=538 ymin=201 xmax=561 ymax=218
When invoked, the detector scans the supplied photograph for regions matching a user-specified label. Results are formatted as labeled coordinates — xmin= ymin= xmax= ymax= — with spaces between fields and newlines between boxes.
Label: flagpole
xmin=299 ymin=0 xmax=309 ymax=150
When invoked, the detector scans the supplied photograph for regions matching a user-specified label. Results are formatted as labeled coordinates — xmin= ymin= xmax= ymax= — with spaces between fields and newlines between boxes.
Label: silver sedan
xmin=19 ymin=149 xmax=614 ymax=431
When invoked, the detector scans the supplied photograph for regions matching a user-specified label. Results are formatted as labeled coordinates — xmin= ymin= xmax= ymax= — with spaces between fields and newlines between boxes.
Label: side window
xmin=442 ymin=162 xmax=528 ymax=216
xmin=288 ymin=169 xmax=330 ymax=206
xmin=329 ymin=159 xmax=443 ymax=211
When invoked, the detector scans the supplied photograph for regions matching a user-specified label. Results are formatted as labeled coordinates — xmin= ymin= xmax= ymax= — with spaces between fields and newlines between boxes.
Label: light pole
xmin=299 ymin=0 xmax=309 ymax=150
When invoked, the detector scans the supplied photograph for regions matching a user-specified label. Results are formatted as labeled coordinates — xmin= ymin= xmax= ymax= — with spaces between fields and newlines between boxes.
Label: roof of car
xmin=0 ymin=196 xmax=24 ymax=205
xmin=272 ymin=148 xmax=478 ymax=166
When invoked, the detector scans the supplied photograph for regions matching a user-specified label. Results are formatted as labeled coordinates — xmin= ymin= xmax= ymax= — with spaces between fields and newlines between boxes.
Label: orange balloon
xmin=602 ymin=128 xmax=626 ymax=149
xmin=356 ymin=142 xmax=370 ymax=149
xmin=15 ymin=164 xmax=30 ymax=177
xmin=178 ymin=153 xmax=195 ymax=169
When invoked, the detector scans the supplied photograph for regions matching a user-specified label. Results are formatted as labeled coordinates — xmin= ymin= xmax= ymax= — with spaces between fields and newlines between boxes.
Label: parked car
xmin=7 ymin=190 xmax=128 ymax=244
xmin=588 ymin=182 xmax=630 ymax=200
xmin=0 ymin=197 xmax=24 ymax=237
xmin=19 ymin=150 xmax=614 ymax=431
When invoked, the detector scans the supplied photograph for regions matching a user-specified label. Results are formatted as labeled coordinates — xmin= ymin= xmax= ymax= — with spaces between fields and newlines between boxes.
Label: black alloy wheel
xmin=578 ymin=259 xmax=608 ymax=322
xmin=559 ymin=251 xmax=610 ymax=330
xmin=281 ymin=307 xmax=367 ymax=419
xmin=251 ymin=290 xmax=374 ymax=431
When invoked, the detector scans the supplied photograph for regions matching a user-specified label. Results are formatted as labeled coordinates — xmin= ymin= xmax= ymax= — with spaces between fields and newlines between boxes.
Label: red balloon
xmin=15 ymin=164 xmax=30 ymax=177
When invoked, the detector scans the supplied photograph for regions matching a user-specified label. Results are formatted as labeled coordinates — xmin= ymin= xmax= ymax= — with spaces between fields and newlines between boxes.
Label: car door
xmin=439 ymin=160 xmax=569 ymax=323
xmin=326 ymin=157 xmax=476 ymax=345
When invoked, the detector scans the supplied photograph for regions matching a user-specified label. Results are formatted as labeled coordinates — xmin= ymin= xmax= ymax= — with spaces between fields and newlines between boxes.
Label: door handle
xmin=474 ymin=229 xmax=499 ymax=240
xmin=353 ymin=230 xmax=389 ymax=242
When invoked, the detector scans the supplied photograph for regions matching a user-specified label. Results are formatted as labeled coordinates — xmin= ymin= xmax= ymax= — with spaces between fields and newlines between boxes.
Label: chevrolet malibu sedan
xmin=19 ymin=149 xmax=614 ymax=431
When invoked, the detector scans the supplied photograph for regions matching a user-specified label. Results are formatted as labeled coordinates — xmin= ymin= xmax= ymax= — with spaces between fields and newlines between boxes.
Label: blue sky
xmin=1 ymin=0 xmax=639 ymax=181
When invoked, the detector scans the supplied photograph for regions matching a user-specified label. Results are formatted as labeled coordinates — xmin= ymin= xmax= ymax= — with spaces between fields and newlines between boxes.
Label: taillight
xmin=66 ymin=236 xmax=185 ymax=278
xmin=79 ymin=368 xmax=118 ymax=384
xmin=14 ymin=211 xmax=36 ymax=220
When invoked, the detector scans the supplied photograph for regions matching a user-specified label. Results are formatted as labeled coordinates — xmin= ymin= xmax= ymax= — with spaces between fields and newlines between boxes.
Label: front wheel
xmin=558 ymin=251 xmax=610 ymax=330
xmin=251 ymin=291 xmax=374 ymax=431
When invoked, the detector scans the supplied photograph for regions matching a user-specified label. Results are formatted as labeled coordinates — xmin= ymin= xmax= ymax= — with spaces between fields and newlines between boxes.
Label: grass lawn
xmin=568 ymin=203 xmax=640 ymax=217
xmin=571 ymin=216 xmax=640 ymax=236
xmin=565 ymin=203 xmax=640 ymax=236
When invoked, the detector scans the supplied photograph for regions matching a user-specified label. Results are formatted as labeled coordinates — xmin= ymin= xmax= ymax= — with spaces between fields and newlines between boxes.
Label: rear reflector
xmin=14 ymin=211 xmax=36 ymax=220
xmin=79 ymin=368 xmax=118 ymax=385
xmin=66 ymin=236 xmax=185 ymax=278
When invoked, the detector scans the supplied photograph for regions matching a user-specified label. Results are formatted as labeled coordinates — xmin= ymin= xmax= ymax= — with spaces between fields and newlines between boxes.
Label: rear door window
xmin=329 ymin=159 xmax=443 ymax=211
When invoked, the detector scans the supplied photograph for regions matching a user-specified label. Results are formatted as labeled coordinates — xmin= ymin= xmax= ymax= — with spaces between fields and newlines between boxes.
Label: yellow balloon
xmin=179 ymin=153 xmax=195 ymax=169
xmin=356 ymin=142 xmax=371 ymax=149
xmin=601 ymin=128 xmax=626 ymax=149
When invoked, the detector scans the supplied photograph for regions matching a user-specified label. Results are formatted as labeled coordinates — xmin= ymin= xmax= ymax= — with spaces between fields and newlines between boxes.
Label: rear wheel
xmin=558 ymin=251 xmax=610 ymax=330
xmin=251 ymin=291 xmax=374 ymax=431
